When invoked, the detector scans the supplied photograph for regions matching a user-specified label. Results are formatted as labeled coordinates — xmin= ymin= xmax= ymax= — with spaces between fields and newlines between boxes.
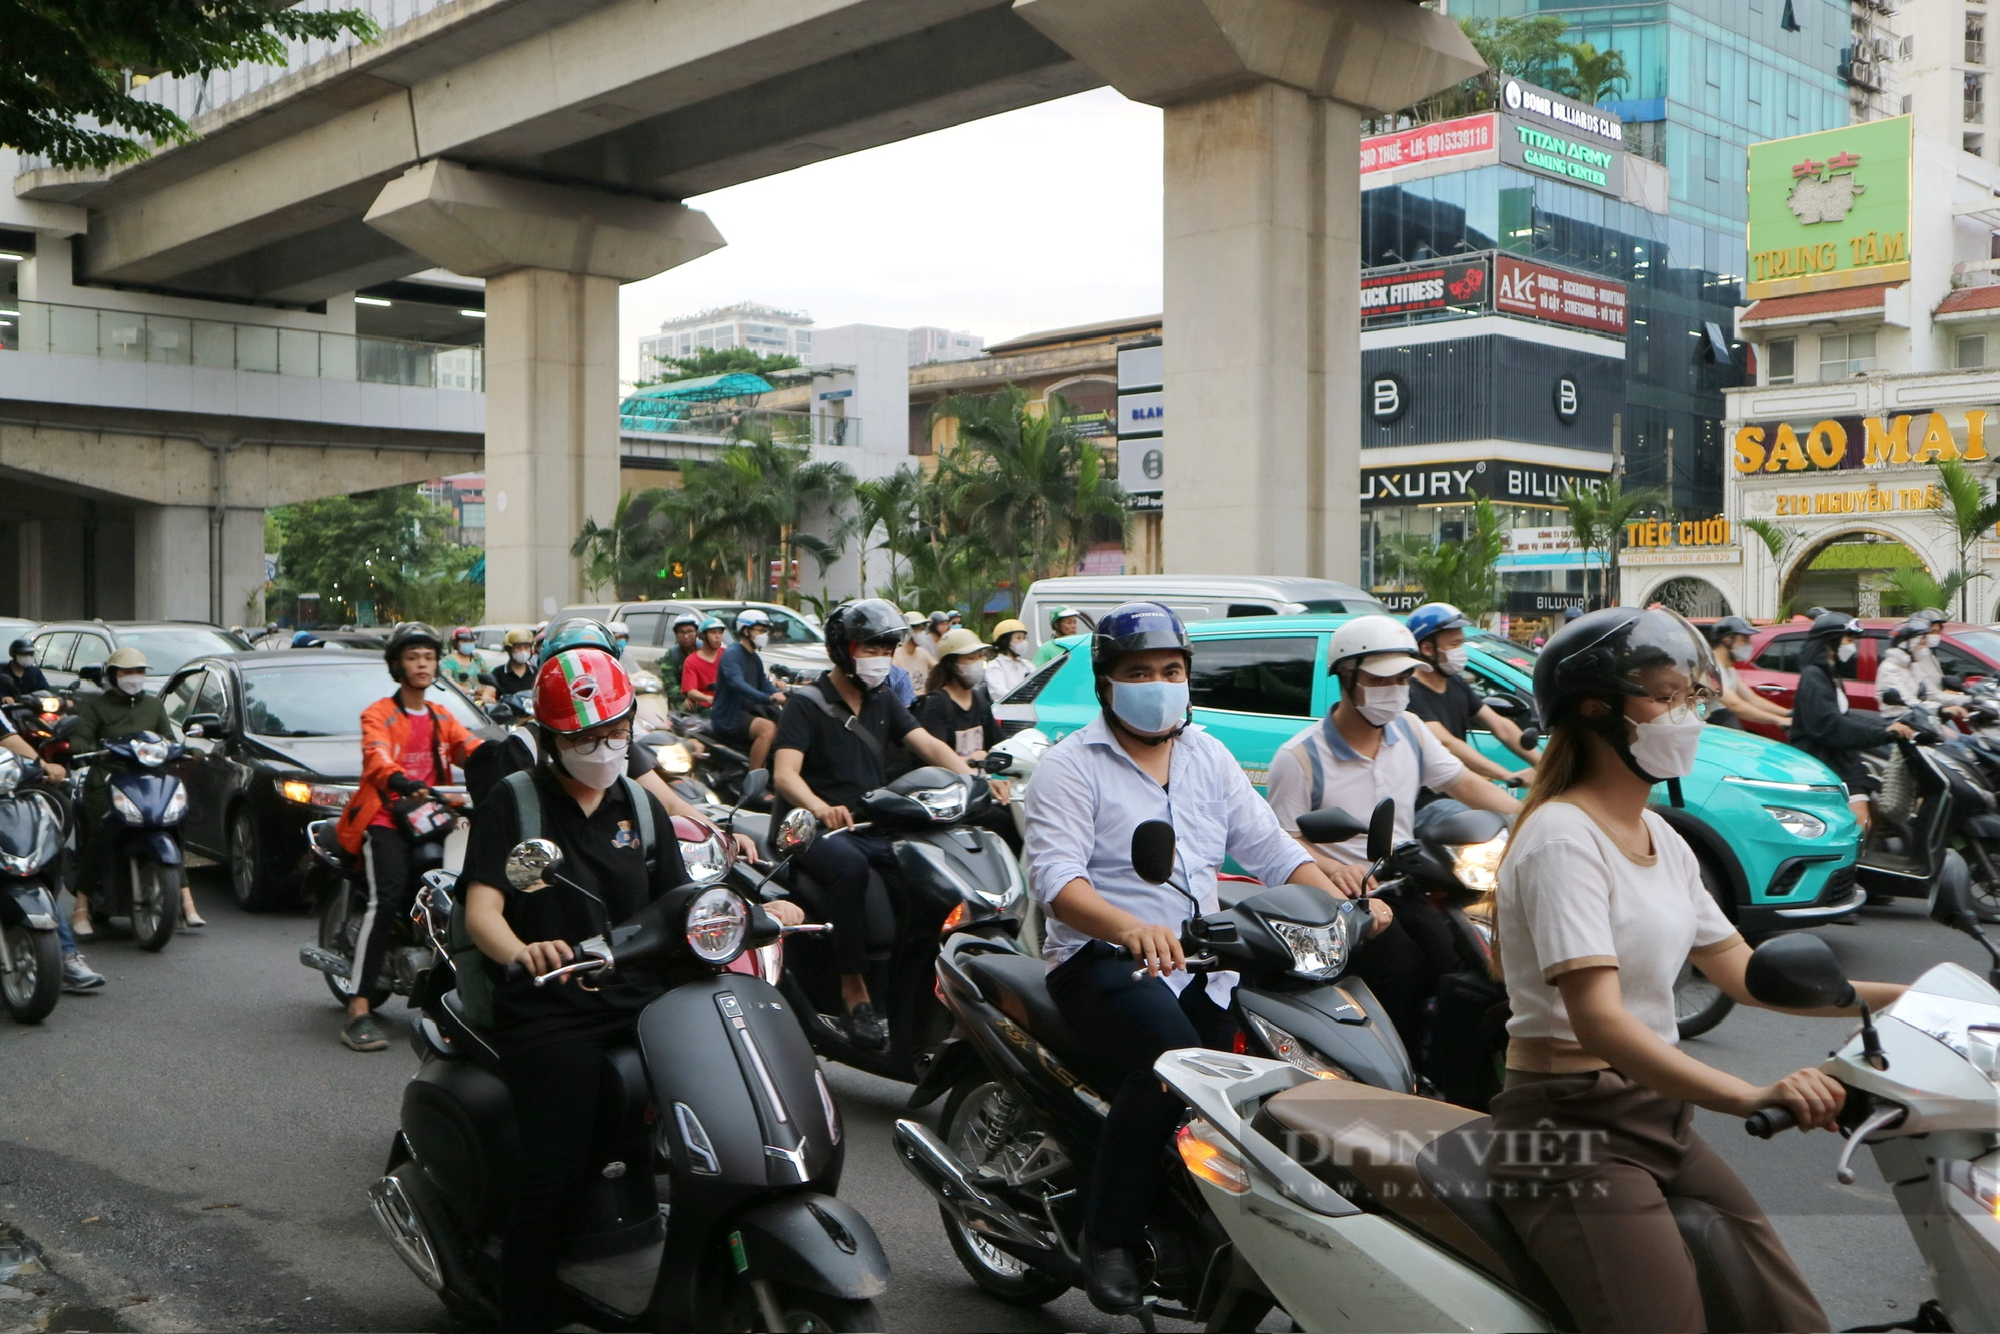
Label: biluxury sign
xmin=1493 ymin=255 xmax=1628 ymax=335
xmin=1360 ymin=114 xmax=1498 ymax=175
xmin=1361 ymin=459 xmax=1607 ymax=509
xmin=1360 ymin=259 xmax=1489 ymax=320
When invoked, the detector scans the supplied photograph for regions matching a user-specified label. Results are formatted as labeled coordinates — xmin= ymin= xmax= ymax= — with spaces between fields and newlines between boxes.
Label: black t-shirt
xmin=772 ymin=682 xmax=923 ymax=815
xmin=461 ymin=769 xmax=689 ymax=1050
xmin=1406 ymin=672 xmax=1483 ymax=740
xmin=919 ymin=686 xmax=1000 ymax=757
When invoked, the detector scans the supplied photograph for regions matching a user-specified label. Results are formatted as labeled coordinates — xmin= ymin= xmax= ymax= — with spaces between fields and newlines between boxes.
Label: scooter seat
xmin=436 ymin=989 xmax=504 ymax=1075
xmin=959 ymin=951 xmax=1116 ymax=1089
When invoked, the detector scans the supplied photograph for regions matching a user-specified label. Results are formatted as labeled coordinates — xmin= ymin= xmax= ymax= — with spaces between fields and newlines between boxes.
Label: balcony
xmin=1971 ymin=97 xmax=1989 ymax=122
xmin=0 ymin=299 xmax=481 ymax=389
xmin=1972 ymin=39 xmax=1990 ymax=64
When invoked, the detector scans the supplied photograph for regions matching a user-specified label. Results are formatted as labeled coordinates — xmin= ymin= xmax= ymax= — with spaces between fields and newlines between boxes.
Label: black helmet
xmin=1804 ymin=606 xmax=1830 ymax=620
xmin=1807 ymin=611 xmax=1863 ymax=645
xmin=384 ymin=622 xmax=444 ymax=682
xmin=1711 ymin=615 xmax=1753 ymax=642
xmin=1091 ymin=601 xmax=1192 ymax=678
xmin=1534 ymin=606 xmax=1716 ymax=719
xmin=1563 ymin=605 xmax=1584 ymax=622
xmin=824 ymin=599 xmax=907 ymax=680
xmin=1891 ymin=617 xmax=1932 ymax=646
xmin=6 ymin=639 xmax=30 ymax=658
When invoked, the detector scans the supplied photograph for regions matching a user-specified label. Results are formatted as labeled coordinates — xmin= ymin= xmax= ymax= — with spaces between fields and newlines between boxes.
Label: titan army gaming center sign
xmin=1746 ymin=117 xmax=1912 ymax=299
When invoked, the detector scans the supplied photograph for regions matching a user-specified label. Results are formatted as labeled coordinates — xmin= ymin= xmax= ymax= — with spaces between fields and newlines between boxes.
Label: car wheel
xmin=229 ymin=806 xmax=287 ymax=912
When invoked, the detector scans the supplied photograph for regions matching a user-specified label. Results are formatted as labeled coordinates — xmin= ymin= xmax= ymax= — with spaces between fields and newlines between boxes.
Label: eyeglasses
xmin=565 ymin=727 xmax=632 ymax=754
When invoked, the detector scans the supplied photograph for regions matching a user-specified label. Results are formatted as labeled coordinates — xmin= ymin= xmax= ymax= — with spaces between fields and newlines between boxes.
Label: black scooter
xmin=0 ymin=747 xmax=69 ymax=1023
xmin=72 ymin=730 xmax=187 ymax=952
xmin=892 ymin=811 xmax=1407 ymax=1321
xmin=297 ymin=793 xmax=468 ymax=1008
xmin=375 ymin=836 xmax=890 ymax=1331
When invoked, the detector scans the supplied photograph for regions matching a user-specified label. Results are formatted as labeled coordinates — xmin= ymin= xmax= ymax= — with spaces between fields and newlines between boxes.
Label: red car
xmin=1733 ymin=619 xmax=2000 ymax=740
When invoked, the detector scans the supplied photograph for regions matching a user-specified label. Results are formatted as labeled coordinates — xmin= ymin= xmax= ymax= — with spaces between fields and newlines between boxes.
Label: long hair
xmin=926 ymin=653 xmax=966 ymax=696
xmin=1491 ymin=700 xmax=1603 ymax=977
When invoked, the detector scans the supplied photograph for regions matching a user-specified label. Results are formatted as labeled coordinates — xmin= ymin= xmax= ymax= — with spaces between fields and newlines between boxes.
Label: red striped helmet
xmin=534 ymin=647 xmax=636 ymax=734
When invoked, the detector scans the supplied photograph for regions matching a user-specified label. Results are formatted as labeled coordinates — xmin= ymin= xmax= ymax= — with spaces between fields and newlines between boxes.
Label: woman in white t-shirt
xmin=1492 ymin=607 xmax=1904 ymax=1333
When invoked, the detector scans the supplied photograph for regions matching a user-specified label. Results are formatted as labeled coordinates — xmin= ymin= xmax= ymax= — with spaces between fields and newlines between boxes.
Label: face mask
xmin=614 ymin=638 xmax=628 ymax=652
xmin=1730 ymin=643 xmax=1753 ymax=663
xmin=956 ymin=660 xmax=987 ymax=688
xmin=509 ymin=649 xmax=530 ymax=665
xmin=556 ymin=736 xmax=627 ymax=790
xmin=1437 ymin=646 xmax=1469 ymax=676
xmin=117 ymin=673 xmax=145 ymax=696
xmin=1110 ymin=680 xmax=1188 ymax=735
xmin=1912 ymin=641 xmax=1931 ymax=658
xmin=852 ymin=657 xmax=893 ymax=689
xmin=1838 ymin=642 xmax=1858 ymax=663
xmin=1627 ymin=711 xmax=1705 ymax=780
xmin=1357 ymin=682 xmax=1409 ymax=727
xmin=455 ymin=640 xmax=474 ymax=652
xmin=1928 ymin=634 xmax=1943 ymax=649
xmin=1001 ymin=636 xmax=1023 ymax=657
xmin=12 ymin=655 xmax=30 ymax=668
xmin=751 ymin=632 xmax=770 ymax=650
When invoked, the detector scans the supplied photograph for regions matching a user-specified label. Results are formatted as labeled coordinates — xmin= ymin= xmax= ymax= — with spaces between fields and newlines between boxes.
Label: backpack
xmin=446 ymin=769 xmax=656 ymax=1028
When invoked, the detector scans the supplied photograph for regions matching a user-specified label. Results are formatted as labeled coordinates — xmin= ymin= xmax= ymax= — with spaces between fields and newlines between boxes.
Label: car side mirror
xmin=1367 ymin=797 xmax=1397 ymax=864
xmin=184 ymin=712 xmax=222 ymax=739
xmin=1296 ymin=807 xmax=1367 ymax=844
xmin=506 ymin=838 xmax=563 ymax=892
xmin=1480 ymin=695 xmax=1524 ymax=718
xmin=1743 ymin=934 xmax=1855 ymax=1010
xmin=77 ymin=666 xmax=102 ymax=685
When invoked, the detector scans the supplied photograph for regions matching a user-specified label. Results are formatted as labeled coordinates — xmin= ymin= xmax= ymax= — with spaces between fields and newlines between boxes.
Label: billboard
xmin=1360 ymin=259 xmax=1489 ymax=321
xmin=1360 ymin=114 xmax=1498 ymax=175
xmin=1493 ymin=255 xmax=1628 ymax=335
xmin=1746 ymin=116 xmax=1912 ymax=299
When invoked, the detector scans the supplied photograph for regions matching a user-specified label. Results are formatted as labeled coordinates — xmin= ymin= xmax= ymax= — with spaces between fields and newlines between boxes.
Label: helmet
xmin=540 ymin=617 xmax=617 ymax=665
xmin=903 ymin=610 xmax=926 ymax=629
xmin=1091 ymin=601 xmax=1191 ymax=678
xmin=105 ymin=646 xmax=148 ymax=671
xmin=290 ymin=631 xmax=323 ymax=649
xmin=671 ymin=613 xmax=701 ymax=633
xmin=1532 ymin=607 xmax=1716 ymax=782
xmin=1807 ymin=611 xmax=1864 ymax=646
xmin=534 ymin=647 xmax=636 ymax=735
xmin=1711 ymin=615 xmax=1754 ymax=641
xmin=504 ymin=627 xmax=537 ymax=649
xmin=824 ymin=598 xmax=908 ymax=679
xmin=736 ymin=609 xmax=773 ymax=635
xmin=698 ymin=616 xmax=726 ymax=635
xmin=935 ymin=628 xmax=987 ymax=659
xmin=1328 ymin=616 xmax=1421 ymax=679
xmin=1563 ymin=605 xmax=1584 ymax=622
xmin=928 ymin=610 xmax=951 ymax=629
xmin=1049 ymin=604 xmax=1083 ymax=629
xmin=946 ymin=609 xmax=963 ymax=622
xmin=1891 ymin=617 xmax=1932 ymax=646
xmin=1406 ymin=602 xmax=1471 ymax=645
xmin=383 ymin=622 xmax=443 ymax=681
xmin=6 ymin=639 xmax=31 ymax=658
xmin=990 ymin=618 xmax=1027 ymax=641
xmin=451 ymin=625 xmax=473 ymax=643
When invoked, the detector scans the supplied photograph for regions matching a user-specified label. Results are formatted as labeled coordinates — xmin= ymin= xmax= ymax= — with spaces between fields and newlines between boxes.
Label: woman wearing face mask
xmin=919 ymin=627 xmax=1003 ymax=760
xmin=1790 ymin=612 xmax=1916 ymax=833
xmin=984 ymin=618 xmax=1034 ymax=699
xmin=1706 ymin=615 xmax=1791 ymax=731
xmin=1488 ymin=608 xmax=1902 ymax=1331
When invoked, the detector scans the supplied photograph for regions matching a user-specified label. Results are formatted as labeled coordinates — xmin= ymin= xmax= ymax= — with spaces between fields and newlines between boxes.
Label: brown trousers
xmin=1488 ymin=1069 xmax=1828 ymax=1334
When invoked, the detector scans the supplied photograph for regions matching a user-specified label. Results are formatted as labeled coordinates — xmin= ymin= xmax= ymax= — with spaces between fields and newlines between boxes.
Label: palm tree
xmin=1742 ymin=518 xmax=1805 ymax=620
xmin=1930 ymin=458 xmax=2000 ymax=621
xmin=1564 ymin=40 xmax=1628 ymax=105
xmin=1558 ymin=479 xmax=1669 ymax=608
xmin=1370 ymin=499 xmax=1507 ymax=623
xmin=850 ymin=468 xmax=928 ymax=596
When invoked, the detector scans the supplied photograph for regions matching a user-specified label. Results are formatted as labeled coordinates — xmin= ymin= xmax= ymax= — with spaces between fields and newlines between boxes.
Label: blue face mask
xmin=1110 ymin=680 xmax=1189 ymax=735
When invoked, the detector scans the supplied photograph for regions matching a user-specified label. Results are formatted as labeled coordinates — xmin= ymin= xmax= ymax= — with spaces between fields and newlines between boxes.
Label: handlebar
xmin=1127 ymin=950 xmax=1220 ymax=981
xmin=1744 ymin=1107 xmax=1796 ymax=1138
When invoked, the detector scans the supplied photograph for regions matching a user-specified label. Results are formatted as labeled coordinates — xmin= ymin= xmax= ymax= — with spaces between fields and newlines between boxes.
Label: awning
xmin=1934 ymin=285 xmax=2000 ymax=321
xmin=619 ymin=372 xmax=773 ymax=432
xmin=1740 ymin=284 xmax=1895 ymax=326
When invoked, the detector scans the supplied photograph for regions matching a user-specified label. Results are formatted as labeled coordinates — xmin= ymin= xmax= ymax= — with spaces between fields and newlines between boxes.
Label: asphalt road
xmin=1 ymin=870 xmax=1992 ymax=1332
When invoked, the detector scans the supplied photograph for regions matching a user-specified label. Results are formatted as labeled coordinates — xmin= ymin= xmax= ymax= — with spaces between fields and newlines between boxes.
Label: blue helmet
xmin=539 ymin=616 xmax=617 ymax=666
xmin=736 ymin=609 xmax=772 ymax=635
xmin=698 ymin=616 xmax=726 ymax=634
xmin=1406 ymin=602 xmax=1471 ymax=645
xmin=291 ymin=631 xmax=323 ymax=648
xmin=1090 ymin=601 xmax=1191 ymax=678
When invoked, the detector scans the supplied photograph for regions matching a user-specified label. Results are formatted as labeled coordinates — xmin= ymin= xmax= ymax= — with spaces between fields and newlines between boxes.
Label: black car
xmin=159 ymin=651 xmax=498 ymax=911
xmin=32 ymin=621 xmax=251 ymax=696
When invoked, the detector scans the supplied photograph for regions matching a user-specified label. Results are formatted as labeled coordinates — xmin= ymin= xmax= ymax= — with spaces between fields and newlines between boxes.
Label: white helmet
xmin=1328 ymin=616 xmax=1421 ymax=678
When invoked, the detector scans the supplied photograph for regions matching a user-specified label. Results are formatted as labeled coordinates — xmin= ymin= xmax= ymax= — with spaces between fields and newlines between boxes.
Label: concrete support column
xmin=1014 ymin=0 xmax=1481 ymax=582
xmin=365 ymin=161 xmax=724 ymax=622
xmin=135 ymin=506 xmax=211 ymax=621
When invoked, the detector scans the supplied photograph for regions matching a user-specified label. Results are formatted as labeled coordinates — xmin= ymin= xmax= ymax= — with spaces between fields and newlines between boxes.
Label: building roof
xmin=1740 ymin=284 xmax=1896 ymax=325
xmin=1934 ymin=285 xmax=2000 ymax=318
xmin=984 ymin=314 xmax=1163 ymax=355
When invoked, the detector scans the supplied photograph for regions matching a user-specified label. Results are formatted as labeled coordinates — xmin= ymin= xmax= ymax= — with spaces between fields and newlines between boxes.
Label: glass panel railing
xmin=0 ymin=298 xmax=480 ymax=390
xmin=620 ymin=404 xmax=860 ymax=448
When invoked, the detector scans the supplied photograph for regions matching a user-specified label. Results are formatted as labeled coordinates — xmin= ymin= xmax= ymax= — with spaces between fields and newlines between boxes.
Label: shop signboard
xmin=1493 ymin=255 xmax=1628 ymax=335
xmin=1731 ymin=406 xmax=1995 ymax=474
xmin=1498 ymin=115 xmax=1624 ymax=195
xmin=1361 ymin=459 xmax=1608 ymax=509
xmin=1745 ymin=116 xmax=1912 ymax=299
xmin=1360 ymin=113 xmax=1498 ymax=175
xmin=1360 ymin=259 xmax=1489 ymax=321
xmin=1118 ymin=435 xmax=1166 ymax=501
xmin=1501 ymin=79 xmax=1626 ymax=150
xmin=1504 ymin=591 xmax=1588 ymax=614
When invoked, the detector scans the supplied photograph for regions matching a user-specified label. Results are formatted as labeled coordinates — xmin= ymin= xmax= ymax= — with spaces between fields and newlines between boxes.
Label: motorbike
xmin=374 ymin=836 xmax=889 ymax=1331
xmin=891 ymin=812 xmax=1408 ymax=1319
xmin=778 ymin=763 xmax=1026 ymax=1085
xmin=0 ymin=749 xmax=70 ymax=1023
xmin=1151 ymin=860 xmax=2000 ymax=1333
xmin=1855 ymin=705 xmax=1987 ymax=921
xmin=1895 ymin=690 xmax=2000 ymax=924
xmin=298 ymin=789 xmax=470 ymax=1008
xmin=72 ymin=730 xmax=188 ymax=952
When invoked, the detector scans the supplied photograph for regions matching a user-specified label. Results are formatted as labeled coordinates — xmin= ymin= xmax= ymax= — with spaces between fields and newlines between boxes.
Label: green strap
xmin=622 ymin=775 xmax=656 ymax=867
xmin=501 ymin=767 xmax=653 ymax=864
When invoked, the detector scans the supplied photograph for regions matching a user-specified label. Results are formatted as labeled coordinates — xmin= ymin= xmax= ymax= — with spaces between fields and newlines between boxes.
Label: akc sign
xmin=1494 ymin=255 xmax=1628 ymax=335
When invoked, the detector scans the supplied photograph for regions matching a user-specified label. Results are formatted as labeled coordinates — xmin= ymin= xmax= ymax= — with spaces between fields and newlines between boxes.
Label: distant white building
xmin=637 ymin=301 xmax=814 ymax=380
xmin=908 ymin=326 xmax=984 ymax=366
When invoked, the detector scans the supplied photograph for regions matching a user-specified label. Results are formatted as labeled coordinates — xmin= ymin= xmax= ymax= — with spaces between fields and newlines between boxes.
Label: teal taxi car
xmin=996 ymin=615 xmax=1864 ymax=945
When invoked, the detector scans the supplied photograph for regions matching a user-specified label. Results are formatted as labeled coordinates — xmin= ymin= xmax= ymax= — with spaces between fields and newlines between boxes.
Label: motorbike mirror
xmin=1743 ymin=934 xmax=1856 ymax=1010
xmin=739 ymin=769 xmax=770 ymax=803
xmin=774 ymin=806 xmax=818 ymax=855
xmin=1295 ymin=807 xmax=1368 ymax=844
xmin=505 ymin=838 xmax=563 ymax=892
xmin=1131 ymin=819 xmax=1177 ymax=885
xmin=1878 ymin=687 xmax=1905 ymax=706
xmin=1367 ymin=798 xmax=1397 ymax=864
xmin=50 ymin=716 xmax=79 ymax=739
xmin=77 ymin=665 xmax=103 ymax=686
xmin=1931 ymin=849 xmax=1977 ymax=928
xmin=1480 ymin=695 xmax=1524 ymax=718
xmin=483 ymin=702 xmax=512 ymax=723
xmin=1516 ymin=725 xmax=1543 ymax=750
xmin=420 ymin=869 xmax=456 ymax=895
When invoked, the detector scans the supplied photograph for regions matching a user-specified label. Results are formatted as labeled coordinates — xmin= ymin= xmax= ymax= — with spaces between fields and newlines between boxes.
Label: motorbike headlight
xmin=0 ymin=754 xmax=23 ymax=797
xmin=162 ymin=782 xmax=188 ymax=823
xmin=110 ymin=786 xmax=143 ymax=823
xmin=654 ymin=741 xmax=694 ymax=776
xmin=681 ymin=829 xmax=730 ymax=886
xmin=1264 ymin=917 xmax=1348 ymax=980
xmin=1450 ymin=831 xmax=1509 ymax=893
xmin=37 ymin=698 xmax=59 ymax=715
xmin=632 ymin=671 xmax=663 ymax=694
xmin=1762 ymin=806 xmax=1828 ymax=840
xmin=684 ymin=886 xmax=748 ymax=963
xmin=278 ymin=778 xmax=360 ymax=808
xmin=911 ymin=784 xmax=967 ymax=821
xmin=1241 ymin=1010 xmax=1352 ymax=1081
xmin=132 ymin=739 xmax=170 ymax=767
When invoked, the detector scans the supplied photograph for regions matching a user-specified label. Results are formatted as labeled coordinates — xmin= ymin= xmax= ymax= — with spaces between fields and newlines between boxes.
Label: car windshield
xmin=121 ymin=629 xmax=249 ymax=675
xmin=1951 ymin=630 xmax=2000 ymax=664
xmin=1468 ymin=630 xmax=1537 ymax=675
xmin=240 ymin=662 xmax=486 ymax=737
xmin=711 ymin=607 xmax=822 ymax=644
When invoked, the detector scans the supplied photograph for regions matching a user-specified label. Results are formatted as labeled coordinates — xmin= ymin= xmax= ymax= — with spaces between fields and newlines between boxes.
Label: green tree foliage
xmin=635 ymin=347 xmax=801 ymax=387
xmin=1928 ymin=457 xmax=2000 ymax=620
xmin=1557 ymin=480 xmax=1669 ymax=609
xmin=1370 ymin=498 xmax=1507 ymax=624
xmin=1883 ymin=566 xmax=1977 ymax=622
xmin=1383 ymin=16 xmax=1627 ymax=127
xmin=269 ymin=486 xmax=481 ymax=627
xmin=1564 ymin=41 xmax=1630 ymax=106
xmin=1 ymin=1 xmax=379 ymax=170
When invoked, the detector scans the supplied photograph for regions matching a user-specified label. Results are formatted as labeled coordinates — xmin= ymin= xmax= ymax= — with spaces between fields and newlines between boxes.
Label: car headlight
xmin=162 ymin=783 xmax=188 ymax=823
xmin=681 ymin=829 xmax=730 ymax=886
xmin=1762 ymin=806 xmax=1828 ymax=840
xmin=684 ymin=887 xmax=748 ymax=963
xmin=1450 ymin=831 xmax=1509 ymax=893
xmin=912 ymin=784 xmax=967 ymax=821
xmin=1264 ymin=917 xmax=1348 ymax=980
xmin=654 ymin=741 xmax=693 ymax=776
xmin=110 ymin=786 xmax=143 ymax=823
xmin=132 ymin=738 xmax=170 ymax=767
xmin=278 ymin=778 xmax=360 ymax=808
xmin=1242 ymin=1010 xmax=1351 ymax=1081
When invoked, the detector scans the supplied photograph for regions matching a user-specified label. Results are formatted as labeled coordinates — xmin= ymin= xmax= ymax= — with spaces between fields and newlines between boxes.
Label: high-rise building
xmin=1902 ymin=0 xmax=2000 ymax=160
xmin=907 ymin=326 xmax=985 ymax=365
xmin=636 ymin=302 xmax=814 ymax=381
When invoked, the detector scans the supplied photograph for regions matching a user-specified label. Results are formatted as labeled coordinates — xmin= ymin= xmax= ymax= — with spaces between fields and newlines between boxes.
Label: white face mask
xmin=1357 ymin=682 xmax=1409 ymax=727
xmin=1001 ymin=635 xmax=1025 ymax=657
xmin=852 ymin=657 xmax=893 ymax=689
xmin=1912 ymin=640 xmax=1931 ymax=658
xmin=556 ymin=735 xmax=627 ymax=790
xmin=12 ymin=655 xmax=31 ymax=668
xmin=509 ymin=648 xmax=531 ymax=665
xmin=1730 ymin=643 xmax=1753 ymax=663
xmin=1838 ymin=642 xmax=1858 ymax=663
xmin=751 ymin=631 xmax=771 ymax=650
xmin=1628 ymin=711 xmax=1705 ymax=780
xmin=1437 ymin=646 xmax=1469 ymax=676
xmin=116 ymin=673 xmax=146 ymax=696
xmin=1928 ymin=634 xmax=1943 ymax=649
xmin=955 ymin=660 xmax=987 ymax=688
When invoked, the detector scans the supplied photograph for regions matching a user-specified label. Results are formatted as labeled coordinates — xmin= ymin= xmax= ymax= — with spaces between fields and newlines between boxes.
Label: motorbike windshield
xmin=240 ymin=663 xmax=487 ymax=737
xmin=0 ymin=794 xmax=62 ymax=870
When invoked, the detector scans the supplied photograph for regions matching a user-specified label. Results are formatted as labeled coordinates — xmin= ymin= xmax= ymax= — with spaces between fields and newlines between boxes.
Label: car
xmin=1734 ymin=618 xmax=2000 ymax=740
xmin=550 ymin=599 xmax=831 ymax=677
xmin=156 ymin=650 xmax=499 ymax=910
xmin=997 ymin=614 xmax=1863 ymax=942
xmin=32 ymin=621 xmax=251 ymax=695
xmin=1017 ymin=575 xmax=1388 ymax=651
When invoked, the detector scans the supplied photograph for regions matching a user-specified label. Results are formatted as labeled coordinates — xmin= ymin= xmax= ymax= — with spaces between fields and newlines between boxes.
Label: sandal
xmin=181 ymin=888 xmax=206 ymax=929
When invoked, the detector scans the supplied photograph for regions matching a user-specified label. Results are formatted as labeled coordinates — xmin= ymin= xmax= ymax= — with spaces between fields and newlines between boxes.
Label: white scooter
xmin=1152 ymin=861 xmax=2000 ymax=1333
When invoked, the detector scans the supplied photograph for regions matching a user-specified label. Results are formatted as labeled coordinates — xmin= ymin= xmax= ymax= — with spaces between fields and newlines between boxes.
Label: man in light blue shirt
xmin=1023 ymin=601 xmax=1374 ymax=1316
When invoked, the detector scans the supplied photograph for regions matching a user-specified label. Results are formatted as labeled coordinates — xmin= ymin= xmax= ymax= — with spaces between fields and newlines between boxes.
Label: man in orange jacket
xmin=335 ymin=622 xmax=482 ymax=1051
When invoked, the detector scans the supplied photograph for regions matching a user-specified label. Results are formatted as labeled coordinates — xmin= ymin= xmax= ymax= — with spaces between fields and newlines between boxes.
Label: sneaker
xmin=844 ymin=1001 xmax=889 ymax=1051
xmin=341 ymin=1013 xmax=390 ymax=1052
xmin=61 ymin=953 xmax=105 ymax=993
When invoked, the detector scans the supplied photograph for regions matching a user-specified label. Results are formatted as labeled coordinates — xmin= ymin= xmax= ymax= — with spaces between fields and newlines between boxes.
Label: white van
xmin=1017 ymin=575 xmax=1389 ymax=647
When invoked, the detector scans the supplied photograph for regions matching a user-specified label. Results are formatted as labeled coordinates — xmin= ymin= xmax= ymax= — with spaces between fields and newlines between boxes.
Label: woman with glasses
xmin=1487 ymin=608 xmax=1901 ymax=1331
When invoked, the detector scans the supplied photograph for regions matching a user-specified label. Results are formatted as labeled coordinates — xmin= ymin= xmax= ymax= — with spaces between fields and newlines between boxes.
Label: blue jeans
xmin=56 ymin=910 xmax=77 ymax=957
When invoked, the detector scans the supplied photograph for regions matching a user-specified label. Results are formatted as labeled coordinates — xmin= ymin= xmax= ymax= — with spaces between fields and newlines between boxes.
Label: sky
xmin=616 ymin=88 xmax=1163 ymax=385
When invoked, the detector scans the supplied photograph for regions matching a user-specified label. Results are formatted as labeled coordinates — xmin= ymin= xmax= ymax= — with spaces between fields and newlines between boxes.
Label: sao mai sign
xmin=1746 ymin=117 xmax=1912 ymax=299
xmin=1732 ymin=407 xmax=1993 ymax=474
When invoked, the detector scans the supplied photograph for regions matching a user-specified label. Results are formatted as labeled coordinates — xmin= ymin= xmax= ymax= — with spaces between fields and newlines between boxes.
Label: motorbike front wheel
xmin=130 ymin=859 xmax=181 ymax=952
xmin=0 ymin=924 xmax=60 ymax=1022
xmin=1960 ymin=837 xmax=2000 ymax=924
xmin=935 ymin=1075 xmax=1073 ymax=1306
xmin=735 ymin=1281 xmax=883 ymax=1333
xmin=1674 ymin=958 xmax=1735 ymax=1039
